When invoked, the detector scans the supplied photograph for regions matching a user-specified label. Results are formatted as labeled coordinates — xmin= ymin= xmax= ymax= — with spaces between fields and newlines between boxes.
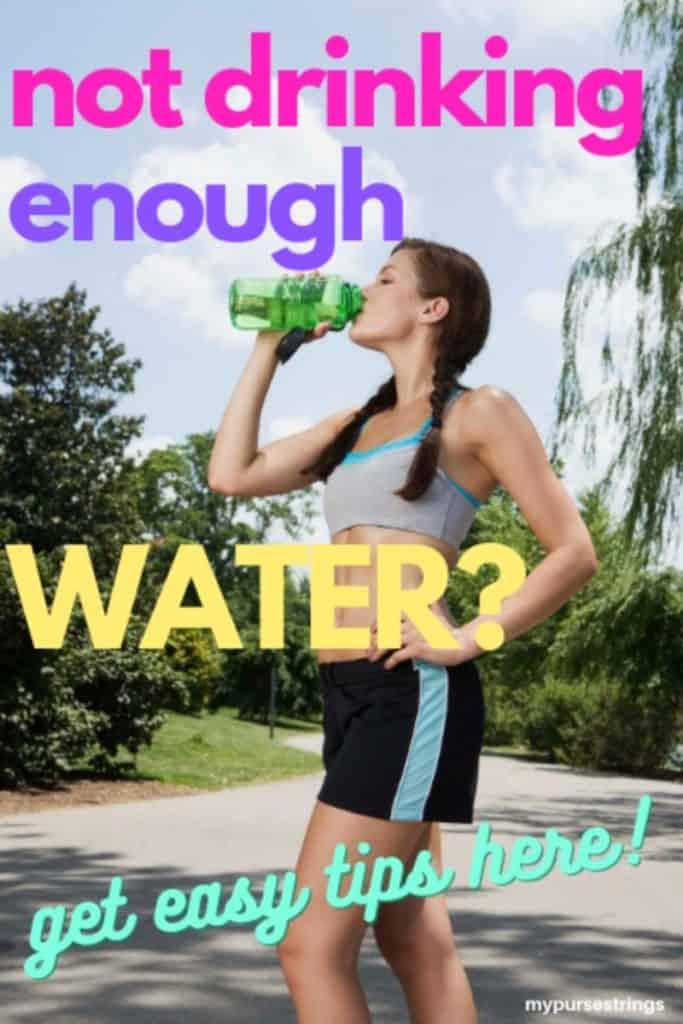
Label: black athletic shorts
xmin=317 ymin=652 xmax=485 ymax=823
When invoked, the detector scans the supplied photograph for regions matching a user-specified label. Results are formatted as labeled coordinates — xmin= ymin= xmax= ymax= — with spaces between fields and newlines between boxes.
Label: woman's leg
xmin=372 ymin=822 xmax=478 ymax=1024
xmin=277 ymin=798 xmax=431 ymax=1024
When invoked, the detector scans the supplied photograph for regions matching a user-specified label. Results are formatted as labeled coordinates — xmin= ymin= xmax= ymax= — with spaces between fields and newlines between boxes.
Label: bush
xmin=480 ymin=675 xmax=526 ymax=748
xmin=164 ymin=628 xmax=224 ymax=714
xmin=523 ymin=672 xmax=681 ymax=774
xmin=56 ymin=642 xmax=190 ymax=773
xmin=0 ymin=542 xmax=192 ymax=785
xmin=210 ymin=621 xmax=322 ymax=723
xmin=0 ymin=641 xmax=190 ymax=787
xmin=0 ymin=672 xmax=97 ymax=787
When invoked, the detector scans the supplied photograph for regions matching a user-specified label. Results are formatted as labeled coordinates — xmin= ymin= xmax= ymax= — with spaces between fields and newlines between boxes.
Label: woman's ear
xmin=420 ymin=296 xmax=449 ymax=323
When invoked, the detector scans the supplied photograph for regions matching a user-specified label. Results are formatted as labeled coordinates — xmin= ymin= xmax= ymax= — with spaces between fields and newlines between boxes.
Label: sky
xmin=1 ymin=0 xmax=679 ymax=568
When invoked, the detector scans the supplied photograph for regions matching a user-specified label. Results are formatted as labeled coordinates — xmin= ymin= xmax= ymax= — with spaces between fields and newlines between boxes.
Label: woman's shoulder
xmin=457 ymin=383 xmax=520 ymax=414
xmin=445 ymin=384 xmax=525 ymax=444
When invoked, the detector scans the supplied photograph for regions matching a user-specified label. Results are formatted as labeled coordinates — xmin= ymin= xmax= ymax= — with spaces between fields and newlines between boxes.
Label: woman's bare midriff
xmin=315 ymin=523 xmax=459 ymax=664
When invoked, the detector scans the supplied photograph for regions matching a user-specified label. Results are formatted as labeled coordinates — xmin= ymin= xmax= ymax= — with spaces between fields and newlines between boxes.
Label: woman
xmin=208 ymin=238 xmax=598 ymax=1023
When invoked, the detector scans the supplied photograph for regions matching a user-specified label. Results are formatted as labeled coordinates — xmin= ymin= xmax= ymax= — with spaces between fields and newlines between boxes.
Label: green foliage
xmin=478 ymin=678 xmax=525 ymax=747
xmin=619 ymin=0 xmax=682 ymax=203
xmin=546 ymin=543 xmax=683 ymax=694
xmin=0 ymin=284 xmax=164 ymax=784
xmin=552 ymin=0 xmax=683 ymax=558
xmin=447 ymin=474 xmax=567 ymax=703
xmin=211 ymin=572 xmax=322 ymax=722
xmin=131 ymin=433 xmax=316 ymax=565
xmin=0 ymin=284 xmax=315 ymax=785
xmin=524 ymin=671 xmax=680 ymax=774
xmin=164 ymin=629 xmax=224 ymax=714
xmin=0 ymin=282 xmax=325 ymax=782
xmin=0 ymin=522 xmax=192 ymax=786
xmin=52 ymin=641 xmax=188 ymax=776
xmin=130 ymin=434 xmax=319 ymax=723
xmin=448 ymin=474 xmax=682 ymax=771
xmin=2 ymin=279 xmax=680 ymax=789
xmin=0 ymin=283 xmax=146 ymax=560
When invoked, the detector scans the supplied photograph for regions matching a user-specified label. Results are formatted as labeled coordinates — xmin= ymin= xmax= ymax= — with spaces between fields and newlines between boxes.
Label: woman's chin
xmin=348 ymin=325 xmax=383 ymax=350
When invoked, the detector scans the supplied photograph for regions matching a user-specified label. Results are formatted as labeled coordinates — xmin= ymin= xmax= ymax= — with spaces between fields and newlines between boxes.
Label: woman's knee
xmin=374 ymin=910 xmax=456 ymax=973
xmin=275 ymin=889 xmax=366 ymax=973
xmin=276 ymin=800 xmax=430 ymax=975
xmin=277 ymin=929 xmax=360 ymax=975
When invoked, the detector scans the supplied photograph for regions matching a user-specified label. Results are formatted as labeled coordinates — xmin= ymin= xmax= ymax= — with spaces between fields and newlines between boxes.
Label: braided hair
xmin=302 ymin=237 xmax=491 ymax=500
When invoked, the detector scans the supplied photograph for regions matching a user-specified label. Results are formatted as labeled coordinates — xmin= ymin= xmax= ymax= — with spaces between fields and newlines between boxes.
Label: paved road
xmin=2 ymin=731 xmax=681 ymax=1023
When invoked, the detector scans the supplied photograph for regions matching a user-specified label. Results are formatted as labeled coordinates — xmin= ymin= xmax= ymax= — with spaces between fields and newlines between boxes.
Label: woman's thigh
xmin=372 ymin=821 xmax=456 ymax=960
xmin=278 ymin=798 xmax=431 ymax=969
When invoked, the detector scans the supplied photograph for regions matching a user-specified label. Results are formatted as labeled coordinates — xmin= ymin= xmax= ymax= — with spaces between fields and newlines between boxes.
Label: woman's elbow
xmin=578 ymin=544 xmax=599 ymax=580
xmin=555 ymin=538 xmax=599 ymax=583
xmin=207 ymin=471 xmax=243 ymax=496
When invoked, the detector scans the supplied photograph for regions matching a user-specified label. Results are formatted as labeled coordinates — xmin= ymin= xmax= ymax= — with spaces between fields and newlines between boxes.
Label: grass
xmin=90 ymin=707 xmax=326 ymax=791
xmin=106 ymin=708 xmax=549 ymax=791
xmin=64 ymin=709 xmax=681 ymax=795
xmin=77 ymin=703 xmax=680 ymax=795
xmin=72 ymin=706 xmax=554 ymax=792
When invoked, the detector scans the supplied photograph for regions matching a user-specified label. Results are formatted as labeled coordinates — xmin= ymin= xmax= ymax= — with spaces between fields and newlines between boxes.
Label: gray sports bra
xmin=323 ymin=384 xmax=483 ymax=549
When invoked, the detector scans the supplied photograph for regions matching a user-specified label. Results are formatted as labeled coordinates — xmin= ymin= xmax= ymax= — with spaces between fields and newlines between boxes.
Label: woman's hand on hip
xmin=366 ymin=605 xmax=473 ymax=670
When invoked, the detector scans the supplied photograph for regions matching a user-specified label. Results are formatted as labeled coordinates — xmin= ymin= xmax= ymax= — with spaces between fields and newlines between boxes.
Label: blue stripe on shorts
xmin=390 ymin=659 xmax=448 ymax=820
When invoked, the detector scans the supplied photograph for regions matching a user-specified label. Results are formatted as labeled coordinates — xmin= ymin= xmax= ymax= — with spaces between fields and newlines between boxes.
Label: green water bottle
xmin=229 ymin=274 xmax=365 ymax=332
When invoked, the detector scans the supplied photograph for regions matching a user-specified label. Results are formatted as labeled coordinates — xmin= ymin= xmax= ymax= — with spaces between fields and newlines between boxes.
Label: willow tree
xmin=551 ymin=0 xmax=682 ymax=561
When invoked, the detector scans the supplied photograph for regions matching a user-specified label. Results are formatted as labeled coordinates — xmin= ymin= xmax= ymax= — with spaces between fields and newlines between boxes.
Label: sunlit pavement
xmin=2 ymin=732 xmax=681 ymax=1023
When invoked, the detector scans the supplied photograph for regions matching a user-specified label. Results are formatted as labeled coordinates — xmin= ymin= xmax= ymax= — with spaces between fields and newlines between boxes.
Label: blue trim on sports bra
xmin=437 ymin=470 xmax=482 ymax=509
xmin=342 ymin=422 xmax=429 ymax=460
xmin=340 ymin=387 xmax=482 ymax=508
xmin=341 ymin=441 xmax=481 ymax=508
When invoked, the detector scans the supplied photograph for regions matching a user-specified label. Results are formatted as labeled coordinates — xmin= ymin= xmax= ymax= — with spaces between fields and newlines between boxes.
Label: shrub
xmin=523 ymin=672 xmax=681 ymax=774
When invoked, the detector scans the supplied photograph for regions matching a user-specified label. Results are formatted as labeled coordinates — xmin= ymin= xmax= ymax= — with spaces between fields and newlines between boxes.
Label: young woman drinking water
xmin=208 ymin=238 xmax=598 ymax=1023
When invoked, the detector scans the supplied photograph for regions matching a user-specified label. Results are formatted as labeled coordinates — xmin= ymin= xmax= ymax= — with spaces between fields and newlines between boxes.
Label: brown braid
xmin=301 ymin=237 xmax=491 ymax=497
xmin=301 ymin=375 xmax=397 ymax=482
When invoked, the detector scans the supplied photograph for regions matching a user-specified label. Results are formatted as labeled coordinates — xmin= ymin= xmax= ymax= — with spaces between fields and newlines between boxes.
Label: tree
xmin=448 ymin=466 xmax=682 ymax=768
xmin=0 ymin=282 xmax=187 ymax=784
xmin=131 ymin=435 xmax=319 ymax=717
xmin=213 ymin=571 xmax=321 ymax=722
xmin=0 ymin=283 xmax=324 ymax=783
xmin=0 ymin=282 xmax=145 ymax=562
xmin=552 ymin=0 xmax=682 ymax=560
xmin=131 ymin=432 xmax=317 ymax=597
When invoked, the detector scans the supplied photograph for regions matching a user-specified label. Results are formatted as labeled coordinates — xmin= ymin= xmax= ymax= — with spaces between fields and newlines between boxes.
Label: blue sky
xmin=2 ymin=0 xmax=679 ymax=566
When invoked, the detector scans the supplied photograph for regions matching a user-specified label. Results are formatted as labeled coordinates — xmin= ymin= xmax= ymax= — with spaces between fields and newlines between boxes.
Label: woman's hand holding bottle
xmin=254 ymin=270 xmax=332 ymax=348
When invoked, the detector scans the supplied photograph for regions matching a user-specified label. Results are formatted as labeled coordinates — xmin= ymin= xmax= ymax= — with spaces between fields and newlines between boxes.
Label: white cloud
xmin=510 ymin=109 xmax=658 ymax=417
xmin=527 ymin=279 xmax=673 ymax=558
xmin=437 ymin=0 xmax=622 ymax=40
xmin=0 ymin=155 xmax=45 ymax=258
xmin=522 ymin=278 xmax=648 ymax=421
xmin=523 ymin=275 xmax=643 ymax=399
xmin=122 ymin=76 xmax=416 ymax=347
xmin=124 ymin=249 xmax=233 ymax=345
xmin=569 ymin=283 xmax=641 ymax=400
xmin=494 ymin=112 xmax=638 ymax=258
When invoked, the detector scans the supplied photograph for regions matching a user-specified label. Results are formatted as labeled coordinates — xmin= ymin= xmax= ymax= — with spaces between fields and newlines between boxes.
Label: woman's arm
xmin=207 ymin=326 xmax=359 ymax=497
xmin=377 ymin=385 xmax=599 ymax=669
xmin=451 ymin=385 xmax=599 ymax=661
